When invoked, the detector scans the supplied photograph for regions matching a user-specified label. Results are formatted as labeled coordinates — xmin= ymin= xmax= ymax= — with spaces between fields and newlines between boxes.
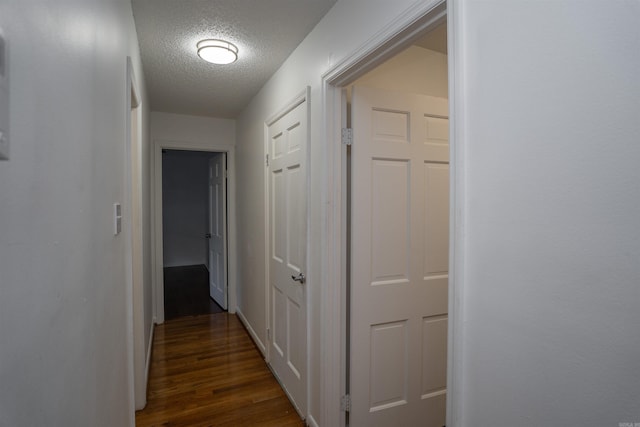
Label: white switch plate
xmin=0 ymin=26 xmax=9 ymax=160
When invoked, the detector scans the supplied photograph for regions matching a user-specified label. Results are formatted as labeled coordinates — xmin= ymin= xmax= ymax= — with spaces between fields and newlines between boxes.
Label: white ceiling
xmin=131 ymin=0 xmax=337 ymax=118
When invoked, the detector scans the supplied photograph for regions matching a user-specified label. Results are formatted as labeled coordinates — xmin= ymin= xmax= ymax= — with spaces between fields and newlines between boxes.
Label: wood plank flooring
xmin=136 ymin=313 xmax=304 ymax=427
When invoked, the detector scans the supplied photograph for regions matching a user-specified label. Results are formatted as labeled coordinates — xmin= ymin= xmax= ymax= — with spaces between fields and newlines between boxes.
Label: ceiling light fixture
xmin=197 ymin=39 xmax=238 ymax=65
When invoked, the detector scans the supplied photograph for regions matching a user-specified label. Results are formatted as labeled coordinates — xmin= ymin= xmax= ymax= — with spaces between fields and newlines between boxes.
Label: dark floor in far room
xmin=163 ymin=264 xmax=224 ymax=320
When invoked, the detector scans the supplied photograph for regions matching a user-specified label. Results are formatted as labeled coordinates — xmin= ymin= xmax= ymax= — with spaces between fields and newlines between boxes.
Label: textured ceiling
xmin=131 ymin=0 xmax=337 ymax=118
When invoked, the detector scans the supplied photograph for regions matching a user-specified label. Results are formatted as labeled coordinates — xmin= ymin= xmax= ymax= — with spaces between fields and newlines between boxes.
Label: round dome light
xmin=197 ymin=39 xmax=238 ymax=65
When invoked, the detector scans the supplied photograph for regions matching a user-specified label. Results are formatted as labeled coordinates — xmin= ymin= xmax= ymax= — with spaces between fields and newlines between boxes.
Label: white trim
xmin=144 ymin=322 xmax=155 ymax=389
xmin=446 ymin=1 xmax=466 ymax=425
xmin=319 ymin=79 xmax=345 ymax=427
xmin=319 ymin=1 xmax=450 ymax=426
xmin=125 ymin=57 xmax=135 ymax=424
xmin=151 ymin=139 xmax=238 ymax=324
xmin=307 ymin=414 xmax=320 ymax=427
xmin=262 ymin=120 xmax=270 ymax=363
xmin=303 ymin=86 xmax=312 ymax=423
xmin=236 ymin=308 xmax=267 ymax=357
xmin=265 ymin=88 xmax=309 ymax=126
xmin=328 ymin=2 xmax=446 ymax=88
xmin=125 ymin=56 xmax=147 ymax=415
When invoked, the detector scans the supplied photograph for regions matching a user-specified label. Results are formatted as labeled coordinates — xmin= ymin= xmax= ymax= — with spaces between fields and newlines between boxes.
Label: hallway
xmin=135 ymin=314 xmax=304 ymax=426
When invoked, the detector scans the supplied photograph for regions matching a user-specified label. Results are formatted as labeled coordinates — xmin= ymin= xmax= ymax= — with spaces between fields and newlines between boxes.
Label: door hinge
xmin=341 ymin=128 xmax=353 ymax=146
xmin=267 ymin=328 xmax=271 ymax=341
xmin=340 ymin=394 xmax=351 ymax=412
xmin=265 ymin=153 xmax=269 ymax=167
xmin=224 ymin=169 xmax=228 ymax=178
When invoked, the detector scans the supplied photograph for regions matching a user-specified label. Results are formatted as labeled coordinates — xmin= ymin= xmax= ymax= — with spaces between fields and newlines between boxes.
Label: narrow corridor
xmin=135 ymin=314 xmax=304 ymax=426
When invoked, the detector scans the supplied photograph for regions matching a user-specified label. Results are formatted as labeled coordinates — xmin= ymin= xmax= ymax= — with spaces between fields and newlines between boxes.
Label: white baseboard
xmin=306 ymin=414 xmax=319 ymax=427
xmin=235 ymin=309 xmax=266 ymax=357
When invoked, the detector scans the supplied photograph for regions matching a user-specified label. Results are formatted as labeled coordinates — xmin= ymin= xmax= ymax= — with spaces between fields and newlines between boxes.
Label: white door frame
xmin=319 ymin=1 xmax=466 ymax=425
xmin=151 ymin=140 xmax=237 ymax=323
xmin=125 ymin=57 xmax=146 ymax=415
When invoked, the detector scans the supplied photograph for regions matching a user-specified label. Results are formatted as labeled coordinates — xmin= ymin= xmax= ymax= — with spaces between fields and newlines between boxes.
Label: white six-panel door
xmin=208 ymin=153 xmax=227 ymax=309
xmin=350 ymin=86 xmax=449 ymax=426
xmin=267 ymin=95 xmax=308 ymax=416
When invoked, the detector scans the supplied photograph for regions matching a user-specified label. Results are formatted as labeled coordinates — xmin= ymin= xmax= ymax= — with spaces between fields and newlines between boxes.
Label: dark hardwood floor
xmin=164 ymin=264 xmax=224 ymax=320
xmin=135 ymin=313 xmax=304 ymax=427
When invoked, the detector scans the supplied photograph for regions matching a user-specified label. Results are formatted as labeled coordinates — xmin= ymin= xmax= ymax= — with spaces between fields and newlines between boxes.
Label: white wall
xmin=0 ymin=0 xmax=149 ymax=426
xmin=162 ymin=151 xmax=211 ymax=268
xmin=235 ymin=0 xmax=640 ymax=425
xmin=354 ymin=45 xmax=448 ymax=98
xmin=457 ymin=1 xmax=640 ymax=425
xmin=151 ymin=112 xmax=235 ymax=147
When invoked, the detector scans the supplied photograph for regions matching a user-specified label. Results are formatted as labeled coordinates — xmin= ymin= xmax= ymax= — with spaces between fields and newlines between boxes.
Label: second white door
xmin=208 ymin=153 xmax=227 ymax=310
xmin=267 ymin=93 xmax=308 ymax=416
xmin=350 ymin=86 xmax=450 ymax=426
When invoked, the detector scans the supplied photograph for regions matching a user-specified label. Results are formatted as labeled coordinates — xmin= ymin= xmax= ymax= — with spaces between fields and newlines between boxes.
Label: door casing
xmin=151 ymin=141 xmax=237 ymax=324
xmin=125 ymin=57 xmax=146 ymax=415
xmin=319 ymin=1 xmax=465 ymax=425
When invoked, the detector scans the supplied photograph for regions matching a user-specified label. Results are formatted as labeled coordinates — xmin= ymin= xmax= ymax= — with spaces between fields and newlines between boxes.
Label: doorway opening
xmin=345 ymin=22 xmax=449 ymax=424
xmin=152 ymin=141 xmax=237 ymax=325
xmin=161 ymin=149 xmax=228 ymax=320
xmin=320 ymin=1 xmax=461 ymax=425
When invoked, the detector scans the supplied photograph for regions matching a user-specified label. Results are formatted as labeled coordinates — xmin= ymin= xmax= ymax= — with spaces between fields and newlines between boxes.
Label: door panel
xmin=371 ymin=159 xmax=410 ymax=285
xmin=424 ymin=163 xmax=449 ymax=276
xmin=370 ymin=320 xmax=408 ymax=411
xmin=268 ymin=95 xmax=308 ymax=416
xmin=424 ymin=115 xmax=449 ymax=162
xmin=350 ymin=86 xmax=449 ymax=426
xmin=421 ymin=315 xmax=448 ymax=397
xmin=208 ymin=153 xmax=227 ymax=309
